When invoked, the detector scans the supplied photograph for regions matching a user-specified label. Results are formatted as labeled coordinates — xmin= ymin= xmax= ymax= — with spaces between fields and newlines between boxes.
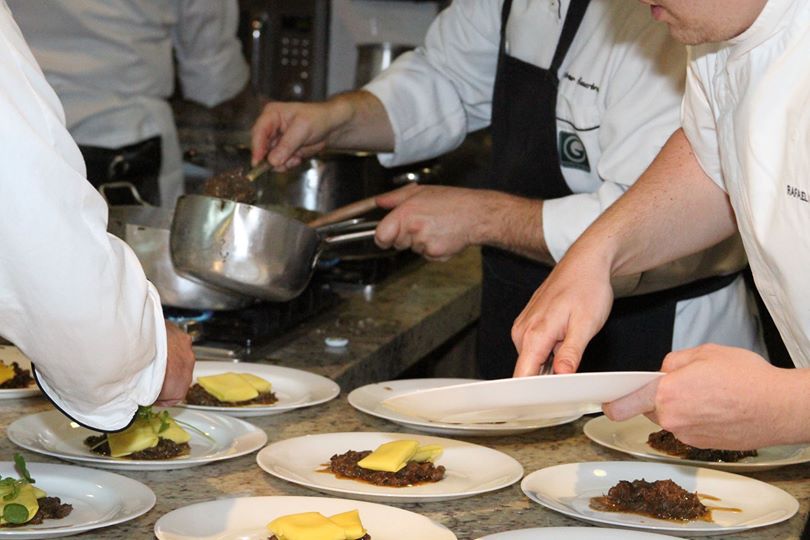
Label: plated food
xmin=84 ymin=407 xmax=191 ymax=460
xmin=7 ymin=408 xmax=266 ymax=471
xmin=646 ymin=430 xmax=757 ymax=463
xmin=180 ymin=361 xmax=339 ymax=418
xmin=257 ymin=432 xmax=523 ymax=503
xmin=0 ymin=346 xmax=38 ymax=399
xmin=153 ymin=496 xmax=457 ymax=540
xmin=521 ymin=461 xmax=798 ymax=534
xmin=583 ymin=414 xmax=810 ymax=471
xmin=0 ymin=454 xmax=71 ymax=528
xmin=348 ymin=379 xmax=581 ymax=437
xmin=268 ymin=510 xmax=369 ymax=540
xmin=326 ymin=440 xmax=445 ymax=488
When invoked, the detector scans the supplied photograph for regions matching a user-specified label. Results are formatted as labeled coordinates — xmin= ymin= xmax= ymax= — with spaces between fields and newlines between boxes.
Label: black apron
xmin=477 ymin=0 xmax=738 ymax=379
xmin=79 ymin=135 xmax=162 ymax=206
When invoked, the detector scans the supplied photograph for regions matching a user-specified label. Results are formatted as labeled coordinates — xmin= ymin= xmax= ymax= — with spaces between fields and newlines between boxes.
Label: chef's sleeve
xmin=364 ymin=0 xmax=501 ymax=167
xmin=0 ymin=10 xmax=167 ymax=431
xmin=172 ymin=0 xmax=249 ymax=107
xmin=541 ymin=16 xmax=688 ymax=262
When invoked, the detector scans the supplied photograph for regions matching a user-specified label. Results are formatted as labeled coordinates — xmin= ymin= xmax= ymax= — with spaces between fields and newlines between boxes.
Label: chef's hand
xmin=374 ymin=184 xmax=484 ymax=261
xmin=155 ymin=322 xmax=195 ymax=406
xmin=604 ymin=345 xmax=798 ymax=450
xmin=511 ymin=252 xmax=613 ymax=376
xmin=250 ymin=101 xmax=339 ymax=172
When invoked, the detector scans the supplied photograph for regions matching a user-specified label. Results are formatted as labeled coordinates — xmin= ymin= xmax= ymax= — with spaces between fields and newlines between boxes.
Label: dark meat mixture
xmin=203 ymin=167 xmax=257 ymax=204
xmin=328 ymin=450 xmax=445 ymax=487
xmin=590 ymin=479 xmax=709 ymax=521
xmin=185 ymin=383 xmax=278 ymax=407
xmin=84 ymin=435 xmax=190 ymax=460
xmin=0 ymin=362 xmax=33 ymax=389
xmin=3 ymin=497 xmax=73 ymax=527
xmin=648 ymin=430 xmax=758 ymax=462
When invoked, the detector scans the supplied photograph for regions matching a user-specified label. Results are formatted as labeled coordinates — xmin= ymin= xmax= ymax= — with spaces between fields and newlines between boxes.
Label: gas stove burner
xmin=165 ymin=309 xmax=214 ymax=325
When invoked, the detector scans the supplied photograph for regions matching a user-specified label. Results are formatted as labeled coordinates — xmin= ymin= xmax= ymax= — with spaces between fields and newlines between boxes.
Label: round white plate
xmin=521 ymin=461 xmax=799 ymax=536
xmin=477 ymin=527 xmax=681 ymax=540
xmin=256 ymin=431 xmax=524 ymax=503
xmin=7 ymin=408 xmax=267 ymax=471
xmin=154 ymin=495 xmax=457 ymax=540
xmin=349 ymin=379 xmax=581 ymax=436
xmin=0 ymin=461 xmax=154 ymax=538
xmin=0 ymin=346 xmax=39 ymax=399
xmin=584 ymin=414 xmax=810 ymax=472
xmin=381 ymin=372 xmax=663 ymax=424
xmin=180 ymin=361 xmax=340 ymax=417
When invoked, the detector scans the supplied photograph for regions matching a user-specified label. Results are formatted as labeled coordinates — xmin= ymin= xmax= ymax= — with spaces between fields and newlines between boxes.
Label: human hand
xmin=604 ymin=345 xmax=793 ymax=450
xmin=375 ymin=184 xmax=486 ymax=261
xmin=511 ymin=252 xmax=614 ymax=376
xmin=250 ymin=101 xmax=348 ymax=171
xmin=155 ymin=322 xmax=195 ymax=406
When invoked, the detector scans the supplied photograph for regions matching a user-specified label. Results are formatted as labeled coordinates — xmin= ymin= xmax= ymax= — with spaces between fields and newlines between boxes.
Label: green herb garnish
xmin=13 ymin=454 xmax=33 ymax=484
xmin=3 ymin=503 xmax=28 ymax=524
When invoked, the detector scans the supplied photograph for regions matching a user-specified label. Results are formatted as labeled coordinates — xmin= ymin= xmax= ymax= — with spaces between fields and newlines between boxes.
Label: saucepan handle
xmin=321 ymin=221 xmax=379 ymax=247
xmin=98 ymin=181 xmax=151 ymax=207
xmin=307 ymin=196 xmax=378 ymax=228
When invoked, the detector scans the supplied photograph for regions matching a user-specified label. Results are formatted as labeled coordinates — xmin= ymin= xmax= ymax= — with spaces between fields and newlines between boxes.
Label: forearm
xmin=325 ymin=91 xmax=395 ymax=153
xmin=774 ymin=368 xmax=810 ymax=445
xmin=474 ymin=191 xmax=553 ymax=265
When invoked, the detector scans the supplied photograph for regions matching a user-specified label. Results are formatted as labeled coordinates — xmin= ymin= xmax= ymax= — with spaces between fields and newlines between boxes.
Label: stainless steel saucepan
xmin=169 ymin=194 xmax=378 ymax=302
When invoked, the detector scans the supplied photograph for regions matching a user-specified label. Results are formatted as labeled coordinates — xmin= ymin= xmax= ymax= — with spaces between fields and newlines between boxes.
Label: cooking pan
xmin=103 ymin=183 xmax=255 ymax=311
xmin=169 ymin=194 xmax=378 ymax=302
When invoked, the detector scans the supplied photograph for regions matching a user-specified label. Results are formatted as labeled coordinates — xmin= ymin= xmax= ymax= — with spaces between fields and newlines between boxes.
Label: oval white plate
xmin=584 ymin=414 xmax=810 ymax=472
xmin=7 ymin=408 xmax=267 ymax=471
xmin=180 ymin=361 xmax=339 ymax=417
xmin=521 ymin=461 xmax=798 ymax=535
xmin=477 ymin=527 xmax=681 ymax=540
xmin=0 ymin=346 xmax=38 ymax=399
xmin=256 ymin=432 xmax=524 ymax=503
xmin=0 ymin=461 xmax=154 ymax=538
xmin=154 ymin=495 xmax=456 ymax=540
xmin=349 ymin=379 xmax=581 ymax=436
xmin=381 ymin=372 xmax=663 ymax=424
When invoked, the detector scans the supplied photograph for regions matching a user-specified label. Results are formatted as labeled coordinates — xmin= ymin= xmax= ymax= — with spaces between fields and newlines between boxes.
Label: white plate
xmin=0 ymin=461 xmax=154 ymax=538
xmin=0 ymin=346 xmax=38 ymax=399
xmin=584 ymin=415 xmax=810 ymax=472
xmin=349 ymin=379 xmax=581 ymax=436
xmin=155 ymin=495 xmax=456 ymax=540
xmin=477 ymin=527 xmax=681 ymax=540
xmin=7 ymin=408 xmax=267 ymax=471
xmin=256 ymin=432 xmax=524 ymax=503
xmin=521 ymin=461 xmax=798 ymax=536
xmin=180 ymin=361 xmax=340 ymax=417
xmin=381 ymin=372 xmax=663 ymax=424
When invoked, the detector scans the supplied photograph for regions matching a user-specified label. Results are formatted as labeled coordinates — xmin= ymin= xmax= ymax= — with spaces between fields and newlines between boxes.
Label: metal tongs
xmin=245 ymin=161 xmax=272 ymax=182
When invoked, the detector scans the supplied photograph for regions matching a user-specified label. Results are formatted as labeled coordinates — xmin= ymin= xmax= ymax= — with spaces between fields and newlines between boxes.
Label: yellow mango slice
xmin=329 ymin=510 xmax=367 ymax=540
xmin=356 ymin=439 xmax=419 ymax=472
xmin=148 ymin=415 xmax=191 ymax=444
xmin=198 ymin=373 xmax=258 ymax=402
xmin=267 ymin=511 xmax=346 ymax=540
xmin=411 ymin=444 xmax=443 ymax=463
xmin=0 ymin=362 xmax=14 ymax=385
xmin=237 ymin=372 xmax=272 ymax=393
xmin=107 ymin=418 xmax=159 ymax=457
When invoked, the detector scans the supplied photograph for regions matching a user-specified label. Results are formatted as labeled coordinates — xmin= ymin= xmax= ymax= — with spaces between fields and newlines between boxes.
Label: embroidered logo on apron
xmin=558 ymin=131 xmax=591 ymax=172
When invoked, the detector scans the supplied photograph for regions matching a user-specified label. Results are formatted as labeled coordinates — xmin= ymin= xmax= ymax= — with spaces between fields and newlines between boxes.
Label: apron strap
xmin=550 ymin=0 xmax=591 ymax=76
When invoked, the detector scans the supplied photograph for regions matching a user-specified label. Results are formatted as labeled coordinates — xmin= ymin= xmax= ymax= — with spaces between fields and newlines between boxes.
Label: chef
xmin=251 ymin=0 xmax=765 ymax=379
xmin=7 ymin=0 xmax=249 ymax=207
xmin=0 ymin=1 xmax=194 ymax=431
xmin=512 ymin=0 xmax=810 ymax=450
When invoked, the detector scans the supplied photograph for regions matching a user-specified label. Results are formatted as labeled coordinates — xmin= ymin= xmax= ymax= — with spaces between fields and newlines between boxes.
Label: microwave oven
xmin=238 ymin=0 xmax=440 ymax=102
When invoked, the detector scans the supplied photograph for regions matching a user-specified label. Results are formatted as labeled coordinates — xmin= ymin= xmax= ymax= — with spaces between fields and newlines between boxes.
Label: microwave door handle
xmin=250 ymin=16 xmax=266 ymax=95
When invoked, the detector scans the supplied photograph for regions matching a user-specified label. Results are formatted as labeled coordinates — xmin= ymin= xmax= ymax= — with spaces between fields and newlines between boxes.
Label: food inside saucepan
xmin=326 ymin=440 xmax=445 ymax=487
xmin=0 ymin=360 xmax=33 ymax=390
xmin=590 ymin=478 xmax=710 ymax=521
xmin=268 ymin=509 xmax=370 ymax=540
xmin=203 ymin=167 xmax=257 ymax=204
xmin=185 ymin=372 xmax=278 ymax=407
xmin=0 ymin=454 xmax=72 ymax=527
xmin=648 ymin=430 xmax=758 ymax=462
xmin=84 ymin=406 xmax=191 ymax=459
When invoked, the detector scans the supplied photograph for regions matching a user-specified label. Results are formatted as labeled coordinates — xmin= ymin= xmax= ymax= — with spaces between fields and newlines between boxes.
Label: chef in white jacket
xmin=7 ymin=0 xmax=249 ymax=207
xmin=512 ymin=0 xmax=810 ymax=450
xmin=0 ymin=1 xmax=194 ymax=431
xmin=251 ymin=0 xmax=764 ymax=379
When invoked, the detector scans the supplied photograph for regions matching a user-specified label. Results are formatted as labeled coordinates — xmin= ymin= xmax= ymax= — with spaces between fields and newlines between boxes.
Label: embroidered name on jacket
xmin=786 ymin=185 xmax=809 ymax=203
xmin=558 ymin=131 xmax=591 ymax=172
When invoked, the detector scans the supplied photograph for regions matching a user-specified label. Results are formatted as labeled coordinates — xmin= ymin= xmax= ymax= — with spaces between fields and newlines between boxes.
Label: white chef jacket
xmin=365 ymin=0 xmax=766 ymax=355
xmin=0 ymin=1 xmax=167 ymax=430
xmin=7 ymin=0 xmax=249 ymax=207
xmin=682 ymin=0 xmax=810 ymax=367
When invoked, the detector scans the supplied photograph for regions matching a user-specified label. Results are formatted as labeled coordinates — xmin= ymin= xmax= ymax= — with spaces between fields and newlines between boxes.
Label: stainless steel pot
xmin=169 ymin=194 xmax=378 ymax=302
xmin=104 ymin=183 xmax=255 ymax=311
